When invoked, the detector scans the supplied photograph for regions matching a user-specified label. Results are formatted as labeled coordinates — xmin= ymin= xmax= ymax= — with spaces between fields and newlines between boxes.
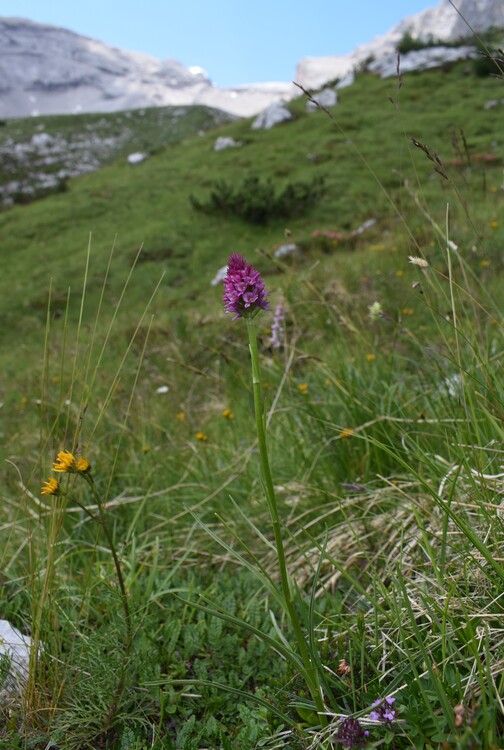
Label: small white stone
xmin=213 ymin=136 xmax=243 ymax=152
xmin=0 ymin=619 xmax=34 ymax=696
xmin=211 ymin=266 xmax=228 ymax=286
xmin=251 ymin=102 xmax=293 ymax=130
xmin=273 ymin=243 xmax=302 ymax=259
xmin=306 ymin=88 xmax=337 ymax=112
xmin=127 ymin=152 xmax=148 ymax=165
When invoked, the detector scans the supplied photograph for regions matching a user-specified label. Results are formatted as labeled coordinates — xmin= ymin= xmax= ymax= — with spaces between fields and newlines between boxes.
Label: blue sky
xmin=3 ymin=0 xmax=434 ymax=87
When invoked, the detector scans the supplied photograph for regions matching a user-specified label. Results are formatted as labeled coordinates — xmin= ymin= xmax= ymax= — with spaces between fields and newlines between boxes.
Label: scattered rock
xmin=213 ymin=136 xmax=243 ymax=151
xmin=211 ymin=265 xmax=228 ymax=286
xmin=0 ymin=619 xmax=33 ymax=698
xmin=127 ymin=152 xmax=148 ymax=165
xmin=251 ymin=102 xmax=293 ymax=130
xmin=273 ymin=243 xmax=302 ymax=259
xmin=306 ymin=88 xmax=338 ymax=112
xmin=353 ymin=218 xmax=376 ymax=235
xmin=484 ymin=97 xmax=504 ymax=110
xmin=441 ymin=373 xmax=463 ymax=398
xmin=155 ymin=385 xmax=170 ymax=394
xmin=30 ymin=132 xmax=53 ymax=148
xmin=336 ymin=71 xmax=355 ymax=90
xmin=368 ymin=45 xmax=478 ymax=78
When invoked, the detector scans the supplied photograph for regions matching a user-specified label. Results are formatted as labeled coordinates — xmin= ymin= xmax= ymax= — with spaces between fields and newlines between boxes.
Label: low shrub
xmin=190 ymin=175 xmax=326 ymax=225
xmin=473 ymin=49 xmax=504 ymax=77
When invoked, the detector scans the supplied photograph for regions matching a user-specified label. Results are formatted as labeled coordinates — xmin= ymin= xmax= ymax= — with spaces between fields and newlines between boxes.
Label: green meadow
xmin=0 ymin=53 xmax=503 ymax=749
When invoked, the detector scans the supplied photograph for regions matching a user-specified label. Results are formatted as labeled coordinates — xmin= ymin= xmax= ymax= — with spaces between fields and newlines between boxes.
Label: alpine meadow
xmin=0 ymin=36 xmax=503 ymax=750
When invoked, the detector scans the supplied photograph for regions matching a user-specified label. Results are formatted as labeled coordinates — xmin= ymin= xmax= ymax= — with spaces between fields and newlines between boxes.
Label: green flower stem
xmin=246 ymin=317 xmax=326 ymax=725
xmin=80 ymin=474 xmax=133 ymax=728
xmin=82 ymin=475 xmax=132 ymax=651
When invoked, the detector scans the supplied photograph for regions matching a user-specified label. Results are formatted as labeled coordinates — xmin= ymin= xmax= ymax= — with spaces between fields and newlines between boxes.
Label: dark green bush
xmin=396 ymin=32 xmax=437 ymax=55
xmin=190 ymin=175 xmax=326 ymax=225
xmin=473 ymin=50 xmax=504 ymax=77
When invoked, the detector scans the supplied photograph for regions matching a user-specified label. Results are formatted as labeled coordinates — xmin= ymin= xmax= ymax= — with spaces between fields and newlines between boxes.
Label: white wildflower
xmin=408 ymin=256 xmax=429 ymax=268
xmin=368 ymin=301 xmax=383 ymax=321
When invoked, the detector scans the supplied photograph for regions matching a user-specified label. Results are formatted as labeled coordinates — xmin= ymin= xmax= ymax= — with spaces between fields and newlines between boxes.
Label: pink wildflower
xmin=335 ymin=717 xmax=369 ymax=747
xmin=269 ymin=303 xmax=286 ymax=349
xmin=222 ymin=254 xmax=269 ymax=319
xmin=369 ymin=696 xmax=396 ymax=723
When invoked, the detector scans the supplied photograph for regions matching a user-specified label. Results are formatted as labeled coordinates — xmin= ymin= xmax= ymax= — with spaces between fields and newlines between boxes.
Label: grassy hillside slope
xmin=0 ymin=57 xmax=503 ymax=749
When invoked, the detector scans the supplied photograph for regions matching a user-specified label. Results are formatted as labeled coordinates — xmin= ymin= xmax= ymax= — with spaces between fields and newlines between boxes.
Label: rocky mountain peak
xmin=0 ymin=17 xmax=293 ymax=119
xmin=296 ymin=0 xmax=504 ymax=89
xmin=1 ymin=1 xmax=503 ymax=120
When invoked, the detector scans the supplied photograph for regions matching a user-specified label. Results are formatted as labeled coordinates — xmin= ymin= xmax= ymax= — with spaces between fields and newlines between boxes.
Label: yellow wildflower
xmin=480 ymin=259 xmax=490 ymax=268
xmin=297 ymin=383 xmax=309 ymax=394
xmin=196 ymin=432 xmax=208 ymax=441
xmin=366 ymin=353 xmax=376 ymax=363
xmin=402 ymin=308 xmax=415 ymax=316
xmin=489 ymin=220 xmax=498 ymax=229
xmin=75 ymin=457 xmax=91 ymax=474
xmin=176 ymin=411 xmax=186 ymax=421
xmin=222 ymin=408 xmax=235 ymax=420
xmin=41 ymin=477 xmax=60 ymax=496
xmin=53 ymin=450 xmax=75 ymax=473
xmin=340 ymin=427 xmax=353 ymax=440
xmin=395 ymin=269 xmax=404 ymax=277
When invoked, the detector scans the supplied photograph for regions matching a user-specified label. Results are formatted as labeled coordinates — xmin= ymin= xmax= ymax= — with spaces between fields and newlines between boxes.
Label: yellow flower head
xmin=489 ymin=220 xmax=498 ymax=229
xmin=366 ymin=353 xmax=376 ymax=363
xmin=41 ymin=477 xmax=60 ymax=496
xmin=53 ymin=450 xmax=75 ymax=473
xmin=222 ymin=408 xmax=235 ymax=420
xmin=176 ymin=411 xmax=186 ymax=421
xmin=297 ymin=383 xmax=309 ymax=394
xmin=196 ymin=432 xmax=208 ymax=441
xmin=340 ymin=427 xmax=354 ymax=440
xmin=75 ymin=457 xmax=91 ymax=474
